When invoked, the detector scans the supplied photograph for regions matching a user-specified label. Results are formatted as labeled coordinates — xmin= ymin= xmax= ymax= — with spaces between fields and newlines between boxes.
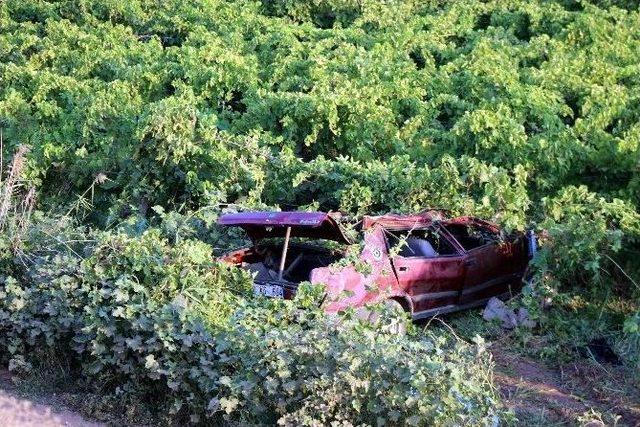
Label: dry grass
xmin=0 ymin=141 xmax=36 ymax=240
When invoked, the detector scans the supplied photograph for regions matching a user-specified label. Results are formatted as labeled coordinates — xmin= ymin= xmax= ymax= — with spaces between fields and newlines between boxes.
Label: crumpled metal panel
xmin=310 ymin=225 xmax=403 ymax=313
xmin=362 ymin=210 xmax=447 ymax=230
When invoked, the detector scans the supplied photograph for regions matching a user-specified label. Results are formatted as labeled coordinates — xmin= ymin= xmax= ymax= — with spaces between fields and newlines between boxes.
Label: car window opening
xmin=442 ymin=223 xmax=499 ymax=251
xmin=387 ymin=228 xmax=457 ymax=257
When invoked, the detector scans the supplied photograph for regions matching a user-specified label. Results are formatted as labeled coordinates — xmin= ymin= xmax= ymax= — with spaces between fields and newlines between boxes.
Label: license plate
xmin=253 ymin=284 xmax=284 ymax=298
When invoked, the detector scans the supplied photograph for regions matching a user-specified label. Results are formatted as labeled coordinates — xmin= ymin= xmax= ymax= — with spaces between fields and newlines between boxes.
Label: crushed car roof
xmin=218 ymin=211 xmax=352 ymax=243
xmin=219 ymin=209 xmax=501 ymax=243
xmin=362 ymin=210 xmax=448 ymax=230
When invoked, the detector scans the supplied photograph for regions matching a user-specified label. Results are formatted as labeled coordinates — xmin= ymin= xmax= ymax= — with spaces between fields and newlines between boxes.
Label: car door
xmin=459 ymin=244 xmax=506 ymax=304
xmin=441 ymin=222 xmax=520 ymax=305
xmin=387 ymin=228 xmax=466 ymax=315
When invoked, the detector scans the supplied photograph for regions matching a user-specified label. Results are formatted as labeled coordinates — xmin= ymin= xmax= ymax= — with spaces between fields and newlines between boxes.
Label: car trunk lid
xmin=218 ymin=211 xmax=353 ymax=244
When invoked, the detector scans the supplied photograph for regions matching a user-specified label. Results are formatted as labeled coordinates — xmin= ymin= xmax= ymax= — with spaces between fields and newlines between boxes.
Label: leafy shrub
xmin=1 ymin=0 xmax=639 ymax=222
xmin=519 ymin=186 xmax=640 ymax=365
xmin=536 ymin=185 xmax=640 ymax=287
xmin=0 ymin=218 xmax=505 ymax=424
xmin=621 ymin=311 xmax=640 ymax=369
xmin=218 ymin=295 xmax=502 ymax=425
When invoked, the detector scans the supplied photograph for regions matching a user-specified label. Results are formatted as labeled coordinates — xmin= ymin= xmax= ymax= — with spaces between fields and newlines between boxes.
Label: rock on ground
xmin=483 ymin=297 xmax=535 ymax=329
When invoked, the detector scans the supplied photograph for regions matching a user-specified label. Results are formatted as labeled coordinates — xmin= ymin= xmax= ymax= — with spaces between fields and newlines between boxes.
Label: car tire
xmin=521 ymin=266 xmax=536 ymax=288
xmin=384 ymin=299 xmax=408 ymax=335
xmin=356 ymin=299 xmax=408 ymax=336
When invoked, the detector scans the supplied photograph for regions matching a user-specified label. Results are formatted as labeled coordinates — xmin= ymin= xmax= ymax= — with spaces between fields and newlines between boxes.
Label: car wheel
xmin=383 ymin=299 xmax=408 ymax=335
xmin=357 ymin=299 xmax=408 ymax=336
xmin=521 ymin=266 xmax=536 ymax=288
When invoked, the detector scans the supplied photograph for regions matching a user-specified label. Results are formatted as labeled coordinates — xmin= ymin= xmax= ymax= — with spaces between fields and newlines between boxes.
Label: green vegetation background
xmin=2 ymin=0 xmax=638 ymax=224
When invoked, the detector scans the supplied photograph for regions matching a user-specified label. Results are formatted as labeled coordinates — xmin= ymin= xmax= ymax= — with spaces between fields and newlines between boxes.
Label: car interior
xmin=386 ymin=228 xmax=457 ymax=257
xmin=442 ymin=223 xmax=500 ymax=251
xmin=237 ymin=241 xmax=345 ymax=283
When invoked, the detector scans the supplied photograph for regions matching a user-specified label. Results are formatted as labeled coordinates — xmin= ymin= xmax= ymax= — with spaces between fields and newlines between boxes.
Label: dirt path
xmin=0 ymin=370 xmax=103 ymax=427
xmin=492 ymin=345 xmax=640 ymax=426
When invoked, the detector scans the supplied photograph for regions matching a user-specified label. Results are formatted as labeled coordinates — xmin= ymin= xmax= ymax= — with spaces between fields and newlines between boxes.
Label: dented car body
xmin=218 ymin=210 xmax=533 ymax=320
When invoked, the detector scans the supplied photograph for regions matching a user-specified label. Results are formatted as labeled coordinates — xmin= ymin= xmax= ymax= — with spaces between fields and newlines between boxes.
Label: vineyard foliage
xmin=1 ymin=0 xmax=638 ymax=223
xmin=2 ymin=0 xmax=640 ymax=295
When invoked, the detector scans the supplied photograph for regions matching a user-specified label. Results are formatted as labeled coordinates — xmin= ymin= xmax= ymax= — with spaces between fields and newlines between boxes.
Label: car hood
xmin=218 ymin=211 xmax=352 ymax=244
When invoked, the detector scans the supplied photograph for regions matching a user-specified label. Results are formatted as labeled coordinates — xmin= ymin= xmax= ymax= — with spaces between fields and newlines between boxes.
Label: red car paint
xmin=218 ymin=211 xmax=531 ymax=320
xmin=218 ymin=211 xmax=351 ymax=243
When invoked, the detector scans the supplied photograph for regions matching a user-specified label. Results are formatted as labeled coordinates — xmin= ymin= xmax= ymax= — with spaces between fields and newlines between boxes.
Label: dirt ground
xmin=0 ymin=370 xmax=103 ymax=427
xmin=492 ymin=344 xmax=640 ymax=426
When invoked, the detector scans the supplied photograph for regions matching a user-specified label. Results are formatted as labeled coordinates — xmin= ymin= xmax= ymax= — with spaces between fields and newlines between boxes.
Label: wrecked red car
xmin=218 ymin=210 xmax=535 ymax=320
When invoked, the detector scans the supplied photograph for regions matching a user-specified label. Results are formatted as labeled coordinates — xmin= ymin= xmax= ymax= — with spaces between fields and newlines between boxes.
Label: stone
xmin=483 ymin=297 xmax=517 ymax=329
xmin=483 ymin=298 xmax=536 ymax=329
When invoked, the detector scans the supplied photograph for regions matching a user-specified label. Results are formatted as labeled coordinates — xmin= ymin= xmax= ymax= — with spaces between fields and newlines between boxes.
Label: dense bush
xmin=0 ymin=219 xmax=504 ymax=425
xmin=220 ymin=297 xmax=502 ymax=425
xmin=534 ymin=185 xmax=640 ymax=286
xmin=1 ymin=0 xmax=639 ymax=220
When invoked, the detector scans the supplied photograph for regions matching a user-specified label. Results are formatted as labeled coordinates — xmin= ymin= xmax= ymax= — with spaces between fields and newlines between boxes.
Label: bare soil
xmin=492 ymin=344 xmax=640 ymax=426
xmin=0 ymin=370 xmax=103 ymax=427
